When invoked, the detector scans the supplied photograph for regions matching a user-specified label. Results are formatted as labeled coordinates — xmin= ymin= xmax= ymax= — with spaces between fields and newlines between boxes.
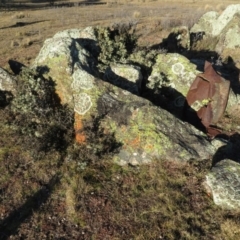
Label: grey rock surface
xmin=0 ymin=67 xmax=16 ymax=93
xmin=205 ymin=159 xmax=240 ymax=209
xmin=191 ymin=4 xmax=240 ymax=37
xmin=104 ymin=63 xmax=143 ymax=95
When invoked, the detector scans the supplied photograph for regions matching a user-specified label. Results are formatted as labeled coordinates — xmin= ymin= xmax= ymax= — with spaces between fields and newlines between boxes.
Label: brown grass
xmin=0 ymin=0 xmax=237 ymax=69
xmin=1 ymin=0 xmax=240 ymax=238
xmin=1 ymin=99 xmax=240 ymax=239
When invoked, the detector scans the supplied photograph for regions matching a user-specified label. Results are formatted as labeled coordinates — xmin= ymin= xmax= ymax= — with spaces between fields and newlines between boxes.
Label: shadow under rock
xmin=212 ymin=133 xmax=240 ymax=167
xmin=0 ymin=175 xmax=60 ymax=240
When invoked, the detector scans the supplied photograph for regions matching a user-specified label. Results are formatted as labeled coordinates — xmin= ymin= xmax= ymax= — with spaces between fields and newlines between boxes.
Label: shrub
xmin=96 ymin=24 xmax=138 ymax=73
xmin=10 ymin=67 xmax=74 ymax=154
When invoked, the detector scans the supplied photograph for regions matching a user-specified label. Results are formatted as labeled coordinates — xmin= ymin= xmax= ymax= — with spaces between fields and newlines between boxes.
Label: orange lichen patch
xmin=145 ymin=144 xmax=154 ymax=150
xmin=74 ymin=113 xmax=86 ymax=143
xmin=126 ymin=135 xmax=141 ymax=148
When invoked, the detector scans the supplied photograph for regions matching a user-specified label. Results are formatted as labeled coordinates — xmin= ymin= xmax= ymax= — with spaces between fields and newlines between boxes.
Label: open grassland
xmin=0 ymin=0 xmax=239 ymax=69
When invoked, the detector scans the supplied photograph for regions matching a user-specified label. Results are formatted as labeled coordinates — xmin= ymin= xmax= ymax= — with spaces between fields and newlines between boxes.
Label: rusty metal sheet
xmin=186 ymin=61 xmax=230 ymax=137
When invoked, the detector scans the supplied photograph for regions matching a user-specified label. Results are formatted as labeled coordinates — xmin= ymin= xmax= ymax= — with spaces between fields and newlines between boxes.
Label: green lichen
xmin=148 ymin=53 xmax=199 ymax=97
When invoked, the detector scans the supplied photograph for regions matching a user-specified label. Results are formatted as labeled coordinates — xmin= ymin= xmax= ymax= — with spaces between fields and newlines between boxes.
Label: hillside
xmin=1 ymin=1 xmax=240 ymax=239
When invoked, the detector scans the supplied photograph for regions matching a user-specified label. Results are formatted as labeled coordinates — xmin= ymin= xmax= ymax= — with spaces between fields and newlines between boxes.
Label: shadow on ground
xmin=0 ymin=175 xmax=60 ymax=240
xmin=0 ymin=20 xmax=49 ymax=30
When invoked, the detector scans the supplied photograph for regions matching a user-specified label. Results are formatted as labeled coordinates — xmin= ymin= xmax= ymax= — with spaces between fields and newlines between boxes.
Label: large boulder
xmin=191 ymin=4 xmax=240 ymax=37
xmin=215 ymin=13 xmax=240 ymax=68
xmin=32 ymin=30 xmax=97 ymax=105
xmin=205 ymin=159 xmax=240 ymax=210
xmin=71 ymin=69 xmax=215 ymax=165
xmin=190 ymin=11 xmax=219 ymax=36
xmin=191 ymin=4 xmax=240 ymax=68
xmin=32 ymin=27 xmax=216 ymax=165
xmin=147 ymin=53 xmax=200 ymax=116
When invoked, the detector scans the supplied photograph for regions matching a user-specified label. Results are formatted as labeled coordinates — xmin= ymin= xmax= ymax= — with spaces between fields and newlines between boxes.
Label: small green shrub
xmin=96 ymin=24 xmax=138 ymax=73
xmin=10 ymin=67 xmax=74 ymax=153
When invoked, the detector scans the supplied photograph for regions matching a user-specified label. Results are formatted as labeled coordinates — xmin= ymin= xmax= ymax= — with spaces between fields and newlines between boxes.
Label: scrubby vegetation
xmin=1 ymin=1 xmax=240 ymax=239
xmin=96 ymin=23 xmax=138 ymax=73
xmin=1 ymin=65 xmax=240 ymax=239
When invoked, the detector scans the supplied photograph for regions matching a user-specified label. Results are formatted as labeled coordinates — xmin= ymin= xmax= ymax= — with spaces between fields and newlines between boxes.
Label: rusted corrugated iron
xmin=186 ymin=61 xmax=230 ymax=137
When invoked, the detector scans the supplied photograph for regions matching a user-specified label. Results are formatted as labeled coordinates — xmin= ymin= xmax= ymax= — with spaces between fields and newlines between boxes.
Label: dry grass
xmin=1 ymin=0 xmax=240 ymax=238
xmin=1 ymin=110 xmax=240 ymax=239
xmin=0 ymin=0 xmax=237 ymax=69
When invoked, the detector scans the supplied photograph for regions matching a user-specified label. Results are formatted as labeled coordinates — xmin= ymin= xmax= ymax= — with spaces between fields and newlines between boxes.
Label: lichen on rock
xmin=147 ymin=53 xmax=199 ymax=95
xmin=0 ymin=67 xmax=16 ymax=93
xmin=73 ymin=93 xmax=92 ymax=115
xmin=205 ymin=159 xmax=240 ymax=210
xmin=104 ymin=63 xmax=142 ymax=94
xmin=30 ymin=25 xmax=218 ymax=166
xmin=72 ymin=68 xmax=94 ymax=91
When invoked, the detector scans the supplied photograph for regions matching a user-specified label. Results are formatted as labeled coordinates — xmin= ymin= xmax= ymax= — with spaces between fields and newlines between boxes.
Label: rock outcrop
xmin=4 ymin=23 xmax=240 ymax=209
xmin=31 ymin=27 xmax=216 ymax=165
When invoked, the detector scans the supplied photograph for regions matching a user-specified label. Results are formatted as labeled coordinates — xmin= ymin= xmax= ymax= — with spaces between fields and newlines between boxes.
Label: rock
xmin=104 ymin=63 xmax=142 ymax=95
xmin=205 ymin=159 xmax=240 ymax=209
xmin=147 ymin=53 xmax=200 ymax=116
xmin=190 ymin=5 xmax=240 ymax=68
xmin=32 ymin=27 xmax=216 ymax=165
xmin=53 ymin=27 xmax=97 ymax=40
xmin=53 ymin=27 xmax=100 ymax=57
xmin=148 ymin=53 xmax=199 ymax=95
xmin=190 ymin=11 xmax=219 ymax=36
xmin=191 ymin=4 xmax=240 ymax=37
xmin=0 ymin=67 xmax=16 ymax=93
xmin=32 ymin=35 xmax=97 ymax=105
xmin=226 ymin=89 xmax=240 ymax=119
xmin=215 ymin=13 xmax=240 ymax=68
xmin=75 ymin=76 xmax=215 ymax=165
xmin=212 ymin=4 xmax=240 ymax=36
